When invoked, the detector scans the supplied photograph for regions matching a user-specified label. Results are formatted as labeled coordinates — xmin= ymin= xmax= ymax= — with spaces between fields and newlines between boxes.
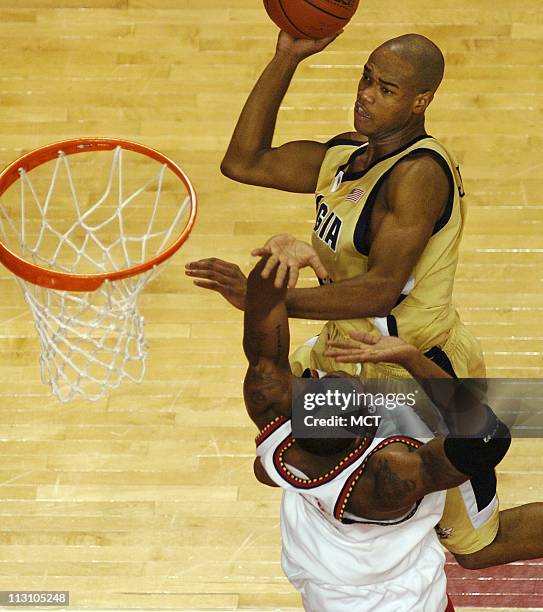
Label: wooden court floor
xmin=0 ymin=0 xmax=542 ymax=610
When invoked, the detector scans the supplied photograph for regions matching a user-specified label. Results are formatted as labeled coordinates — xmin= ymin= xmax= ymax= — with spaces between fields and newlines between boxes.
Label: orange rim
xmin=0 ymin=138 xmax=197 ymax=291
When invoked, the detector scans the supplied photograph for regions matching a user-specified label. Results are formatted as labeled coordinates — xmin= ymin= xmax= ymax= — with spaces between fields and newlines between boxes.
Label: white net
xmin=0 ymin=144 xmax=193 ymax=402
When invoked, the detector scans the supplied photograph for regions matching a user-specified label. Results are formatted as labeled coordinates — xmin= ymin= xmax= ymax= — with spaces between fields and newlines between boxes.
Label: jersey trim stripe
xmin=387 ymin=315 xmax=398 ymax=336
xmin=424 ymin=346 xmax=457 ymax=378
xmin=326 ymin=137 xmax=366 ymax=150
xmin=255 ymin=416 xmax=288 ymax=447
xmin=342 ymin=499 xmax=422 ymax=526
xmin=273 ymin=433 xmax=372 ymax=489
xmin=340 ymin=135 xmax=431 ymax=182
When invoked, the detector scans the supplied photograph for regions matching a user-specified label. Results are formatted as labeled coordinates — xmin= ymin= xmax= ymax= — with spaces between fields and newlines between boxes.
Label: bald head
xmin=377 ymin=34 xmax=445 ymax=93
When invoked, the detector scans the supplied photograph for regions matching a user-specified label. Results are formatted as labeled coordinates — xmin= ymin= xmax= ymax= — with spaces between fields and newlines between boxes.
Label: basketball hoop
xmin=0 ymin=138 xmax=197 ymax=402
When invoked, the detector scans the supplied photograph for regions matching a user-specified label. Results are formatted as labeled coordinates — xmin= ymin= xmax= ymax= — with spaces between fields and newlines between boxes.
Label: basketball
xmin=263 ymin=0 xmax=360 ymax=39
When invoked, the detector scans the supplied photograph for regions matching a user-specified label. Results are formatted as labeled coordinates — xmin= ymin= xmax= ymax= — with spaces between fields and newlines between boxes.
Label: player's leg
xmin=438 ymin=324 xmax=543 ymax=568
xmin=454 ymin=502 xmax=543 ymax=569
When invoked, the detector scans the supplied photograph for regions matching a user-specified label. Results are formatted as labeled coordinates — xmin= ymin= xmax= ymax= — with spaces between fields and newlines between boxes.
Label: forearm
xmin=402 ymin=351 xmax=452 ymax=380
xmin=403 ymin=352 xmax=493 ymax=437
xmin=285 ymin=275 xmax=395 ymax=320
xmin=244 ymin=263 xmax=290 ymax=367
xmin=400 ymin=351 xmax=457 ymax=419
xmin=246 ymin=263 xmax=285 ymax=318
xmin=222 ymin=51 xmax=300 ymax=169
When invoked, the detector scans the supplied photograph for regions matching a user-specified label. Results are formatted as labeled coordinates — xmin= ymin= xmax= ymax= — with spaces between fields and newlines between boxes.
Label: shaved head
xmin=377 ymin=34 xmax=445 ymax=93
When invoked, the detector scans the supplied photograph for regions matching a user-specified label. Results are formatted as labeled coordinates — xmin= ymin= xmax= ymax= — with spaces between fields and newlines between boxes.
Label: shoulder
xmin=385 ymin=151 xmax=451 ymax=219
xmin=344 ymin=445 xmax=422 ymax=518
xmin=388 ymin=150 xmax=450 ymax=195
xmin=364 ymin=446 xmax=423 ymax=510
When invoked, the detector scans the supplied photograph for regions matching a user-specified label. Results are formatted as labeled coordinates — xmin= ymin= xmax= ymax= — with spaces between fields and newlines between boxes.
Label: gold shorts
xmin=290 ymin=318 xmax=486 ymax=379
xmin=437 ymin=474 xmax=499 ymax=555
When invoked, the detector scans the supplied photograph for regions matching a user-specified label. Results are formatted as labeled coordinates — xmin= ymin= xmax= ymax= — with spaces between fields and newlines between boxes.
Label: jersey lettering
xmin=314 ymin=200 xmax=328 ymax=232
xmin=314 ymin=200 xmax=343 ymax=253
xmin=318 ymin=211 xmax=334 ymax=239
xmin=325 ymin=216 xmax=342 ymax=251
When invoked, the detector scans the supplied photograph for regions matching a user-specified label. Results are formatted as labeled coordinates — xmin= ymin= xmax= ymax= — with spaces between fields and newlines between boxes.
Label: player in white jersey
xmin=243 ymin=251 xmax=510 ymax=612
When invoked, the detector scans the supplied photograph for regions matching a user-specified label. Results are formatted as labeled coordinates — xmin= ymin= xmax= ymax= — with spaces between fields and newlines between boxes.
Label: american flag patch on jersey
xmin=345 ymin=188 xmax=365 ymax=203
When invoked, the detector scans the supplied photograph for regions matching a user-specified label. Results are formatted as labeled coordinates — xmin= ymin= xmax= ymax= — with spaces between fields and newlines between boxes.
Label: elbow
xmin=220 ymin=157 xmax=239 ymax=180
xmin=341 ymin=301 xmax=392 ymax=320
xmin=372 ymin=294 xmax=398 ymax=318
xmin=220 ymin=156 xmax=251 ymax=183
xmin=373 ymin=305 xmax=393 ymax=318
xmin=350 ymin=275 xmax=400 ymax=318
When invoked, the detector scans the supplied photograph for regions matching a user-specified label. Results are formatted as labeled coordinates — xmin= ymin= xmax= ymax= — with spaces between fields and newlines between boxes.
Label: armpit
xmin=253 ymin=456 xmax=279 ymax=487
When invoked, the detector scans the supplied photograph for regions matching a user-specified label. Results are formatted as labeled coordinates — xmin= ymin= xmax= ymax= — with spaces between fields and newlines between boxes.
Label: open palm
xmin=325 ymin=332 xmax=419 ymax=366
xmin=252 ymin=234 xmax=329 ymax=288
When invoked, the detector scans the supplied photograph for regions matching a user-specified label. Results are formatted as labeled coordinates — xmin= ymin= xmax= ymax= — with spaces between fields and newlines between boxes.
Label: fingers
xmin=325 ymin=334 xmax=383 ymax=364
xmin=271 ymin=258 xmax=299 ymax=288
xmin=288 ymin=264 xmax=300 ymax=289
xmin=185 ymin=262 xmax=239 ymax=285
xmin=349 ymin=331 xmax=379 ymax=345
xmin=252 ymin=234 xmax=293 ymax=258
xmin=260 ymin=254 xmax=280 ymax=279
xmin=318 ymin=29 xmax=344 ymax=46
xmin=191 ymin=279 xmax=224 ymax=293
xmin=311 ymin=29 xmax=344 ymax=52
xmin=324 ymin=348 xmax=367 ymax=363
xmin=251 ymin=247 xmax=271 ymax=257
xmin=326 ymin=339 xmax=361 ymax=350
xmin=274 ymin=259 xmax=290 ymax=288
xmin=337 ymin=351 xmax=376 ymax=363
xmin=308 ymin=253 xmax=329 ymax=280
xmin=324 ymin=348 xmax=381 ymax=364
xmin=185 ymin=258 xmax=240 ymax=278
xmin=258 ymin=253 xmax=298 ymax=288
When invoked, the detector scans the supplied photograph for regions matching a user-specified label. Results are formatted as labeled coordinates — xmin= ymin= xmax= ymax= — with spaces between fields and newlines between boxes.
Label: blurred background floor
xmin=0 ymin=0 xmax=542 ymax=609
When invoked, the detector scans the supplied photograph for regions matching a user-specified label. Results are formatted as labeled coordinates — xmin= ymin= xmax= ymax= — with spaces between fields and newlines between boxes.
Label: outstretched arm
xmin=243 ymin=255 xmax=292 ymax=429
xmin=243 ymin=256 xmax=290 ymax=369
xmin=188 ymin=156 xmax=451 ymax=320
xmin=325 ymin=332 xmax=483 ymax=430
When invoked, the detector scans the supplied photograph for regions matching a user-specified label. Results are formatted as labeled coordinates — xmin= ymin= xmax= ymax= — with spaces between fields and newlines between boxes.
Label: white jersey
xmin=256 ymin=414 xmax=448 ymax=612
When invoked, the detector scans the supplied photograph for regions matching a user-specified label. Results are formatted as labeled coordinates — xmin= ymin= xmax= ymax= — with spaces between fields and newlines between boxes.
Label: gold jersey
xmin=303 ymin=135 xmax=482 ymax=378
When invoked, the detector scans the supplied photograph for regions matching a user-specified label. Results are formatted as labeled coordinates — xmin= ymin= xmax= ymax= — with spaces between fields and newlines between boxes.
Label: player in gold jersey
xmin=186 ymin=31 xmax=543 ymax=569
xmin=219 ymin=30 xmax=483 ymax=380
